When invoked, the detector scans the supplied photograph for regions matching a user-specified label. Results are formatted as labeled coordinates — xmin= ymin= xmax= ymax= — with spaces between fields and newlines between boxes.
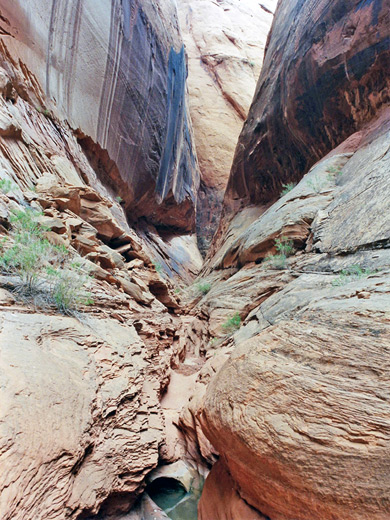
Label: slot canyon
xmin=0 ymin=1 xmax=389 ymax=519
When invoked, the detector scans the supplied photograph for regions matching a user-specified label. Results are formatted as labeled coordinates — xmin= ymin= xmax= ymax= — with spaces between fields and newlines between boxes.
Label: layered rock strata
xmin=0 ymin=5 xmax=201 ymax=516
xmin=193 ymin=109 xmax=390 ymax=519
xmin=0 ymin=0 xmax=199 ymax=232
xmin=185 ymin=4 xmax=390 ymax=514
xmin=217 ymin=0 xmax=390 ymax=237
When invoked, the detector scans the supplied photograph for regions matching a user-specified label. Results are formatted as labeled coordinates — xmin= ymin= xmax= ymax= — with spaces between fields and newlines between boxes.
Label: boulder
xmin=0 ymin=312 xmax=166 ymax=519
xmin=200 ymin=311 xmax=390 ymax=520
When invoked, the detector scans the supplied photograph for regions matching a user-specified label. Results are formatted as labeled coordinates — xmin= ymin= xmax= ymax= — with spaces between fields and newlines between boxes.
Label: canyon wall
xmin=188 ymin=0 xmax=390 ymax=518
xmin=0 ymin=0 xmax=199 ymax=233
xmin=221 ymin=0 xmax=390 ymax=222
xmin=0 ymin=0 xmax=389 ymax=519
xmin=0 ymin=1 xmax=201 ymax=519
xmin=177 ymin=0 xmax=276 ymax=251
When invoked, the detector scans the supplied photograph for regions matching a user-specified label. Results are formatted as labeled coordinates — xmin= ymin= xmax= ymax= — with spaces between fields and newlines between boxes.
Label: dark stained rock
xmin=222 ymin=0 xmax=390 ymax=219
xmin=0 ymin=0 xmax=199 ymax=232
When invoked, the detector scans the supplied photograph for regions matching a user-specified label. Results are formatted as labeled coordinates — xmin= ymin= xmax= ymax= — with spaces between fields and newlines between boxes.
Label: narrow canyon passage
xmin=0 ymin=1 xmax=389 ymax=520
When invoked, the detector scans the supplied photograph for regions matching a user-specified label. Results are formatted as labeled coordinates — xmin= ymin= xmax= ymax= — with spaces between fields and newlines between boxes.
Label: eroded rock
xmin=177 ymin=0 xmax=276 ymax=250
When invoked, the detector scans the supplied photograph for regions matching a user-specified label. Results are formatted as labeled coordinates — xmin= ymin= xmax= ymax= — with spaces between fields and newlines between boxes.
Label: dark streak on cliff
xmin=222 ymin=0 xmax=390 ymax=217
xmin=96 ymin=0 xmax=198 ymax=232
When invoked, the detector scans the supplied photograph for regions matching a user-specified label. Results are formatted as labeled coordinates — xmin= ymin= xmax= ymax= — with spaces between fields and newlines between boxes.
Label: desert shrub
xmin=263 ymin=236 xmax=295 ymax=270
xmin=49 ymin=263 xmax=94 ymax=312
xmin=0 ymin=208 xmax=93 ymax=312
xmin=275 ymin=237 xmax=294 ymax=256
xmin=264 ymin=253 xmax=287 ymax=269
xmin=332 ymin=265 xmax=373 ymax=287
xmin=152 ymin=260 xmax=163 ymax=273
xmin=280 ymin=182 xmax=297 ymax=196
xmin=196 ymin=281 xmax=211 ymax=295
xmin=222 ymin=312 xmax=241 ymax=334
xmin=307 ymin=175 xmax=327 ymax=193
xmin=0 ymin=179 xmax=16 ymax=194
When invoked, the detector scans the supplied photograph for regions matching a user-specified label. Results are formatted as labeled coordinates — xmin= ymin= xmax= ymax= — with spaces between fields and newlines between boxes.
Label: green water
xmin=167 ymin=494 xmax=199 ymax=520
xmin=147 ymin=476 xmax=202 ymax=520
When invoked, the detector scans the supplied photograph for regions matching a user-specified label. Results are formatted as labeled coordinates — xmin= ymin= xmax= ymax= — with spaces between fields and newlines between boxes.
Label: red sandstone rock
xmin=0 ymin=0 xmax=200 ymax=232
xmin=218 ymin=0 xmax=390 ymax=234
xmin=198 ymin=459 xmax=268 ymax=520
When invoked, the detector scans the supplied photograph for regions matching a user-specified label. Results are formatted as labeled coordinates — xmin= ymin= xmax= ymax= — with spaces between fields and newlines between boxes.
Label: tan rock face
xmin=194 ymin=114 xmax=390 ymax=518
xmin=0 ymin=311 xmax=166 ymax=520
xmin=200 ymin=308 xmax=390 ymax=520
xmin=0 ymin=49 xmax=201 ymax=281
xmin=216 ymin=0 xmax=390 ymax=242
xmin=177 ymin=0 xmax=276 ymax=251
xmin=0 ymin=0 xmax=200 ymax=232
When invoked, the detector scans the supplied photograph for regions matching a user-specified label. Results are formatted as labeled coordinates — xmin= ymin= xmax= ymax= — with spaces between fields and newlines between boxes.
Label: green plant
xmin=49 ymin=265 xmax=94 ymax=312
xmin=326 ymin=166 xmax=343 ymax=183
xmin=263 ymin=236 xmax=294 ymax=270
xmin=196 ymin=281 xmax=211 ymax=295
xmin=307 ymin=175 xmax=327 ymax=193
xmin=332 ymin=265 xmax=373 ymax=286
xmin=36 ymin=106 xmax=51 ymax=117
xmin=152 ymin=260 xmax=163 ymax=273
xmin=264 ymin=253 xmax=287 ymax=269
xmin=0 ymin=208 xmax=93 ymax=312
xmin=0 ymin=178 xmax=16 ymax=194
xmin=222 ymin=312 xmax=241 ymax=334
xmin=275 ymin=236 xmax=294 ymax=256
xmin=280 ymin=182 xmax=297 ymax=197
xmin=115 ymin=195 xmax=123 ymax=204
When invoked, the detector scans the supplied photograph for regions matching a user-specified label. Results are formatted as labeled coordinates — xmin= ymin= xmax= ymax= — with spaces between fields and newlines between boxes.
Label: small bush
xmin=280 ymin=182 xmax=297 ymax=196
xmin=263 ymin=236 xmax=294 ymax=270
xmin=197 ymin=281 xmax=211 ymax=295
xmin=50 ymin=264 xmax=94 ymax=312
xmin=307 ymin=175 xmax=327 ymax=193
xmin=0 ymin=208 xmax=93 ymax=313
xmin=332 ymin=265 xmax=373 ymax=287
xmin=275 ymin=237 xmax=294 ymax=256
xmin=327 ymin=166 xmax=343 ymax=177
xmin=326 ymin=166 xmax=343 ymax=184
xmin=222 ymin=312 xmax=241 ymax=334
xmin=152 ymin=260 xmax=163 ymax=273
xmin=36 ymin=106 xmax=51 ymax=117
xmin=264 ymin=253 xmax=287 ymax=270
xmin=0 ymin=179 xmax=16 ymax=194
xmin=115 ymin=195 xmax=123 ymax=204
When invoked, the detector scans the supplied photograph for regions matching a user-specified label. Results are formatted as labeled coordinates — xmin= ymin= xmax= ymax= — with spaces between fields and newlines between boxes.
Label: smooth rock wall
xmin=221 ymin=0 xmax=390 ymax=220
xmin=177 ymin=0 xmax=276 ymax=251
xmin=0 ymin=0 xmax=199 ymax=231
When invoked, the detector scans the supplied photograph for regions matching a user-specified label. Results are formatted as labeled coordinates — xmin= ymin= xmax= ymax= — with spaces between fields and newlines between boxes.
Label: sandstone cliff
xmin=0 ymin=0 xmax=199 ymax=235
xmin=177 ymin=0 xmax=276 ymax=252
xmin=189 ymin=1 xmax=390 ymax=518
xmin=0 ymin=1 xmax=200 ymax=518
xmin=216 ymin=0 xmax=390 ymax=240
xmin=0 ymin=0 xmax=390 ymax=519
